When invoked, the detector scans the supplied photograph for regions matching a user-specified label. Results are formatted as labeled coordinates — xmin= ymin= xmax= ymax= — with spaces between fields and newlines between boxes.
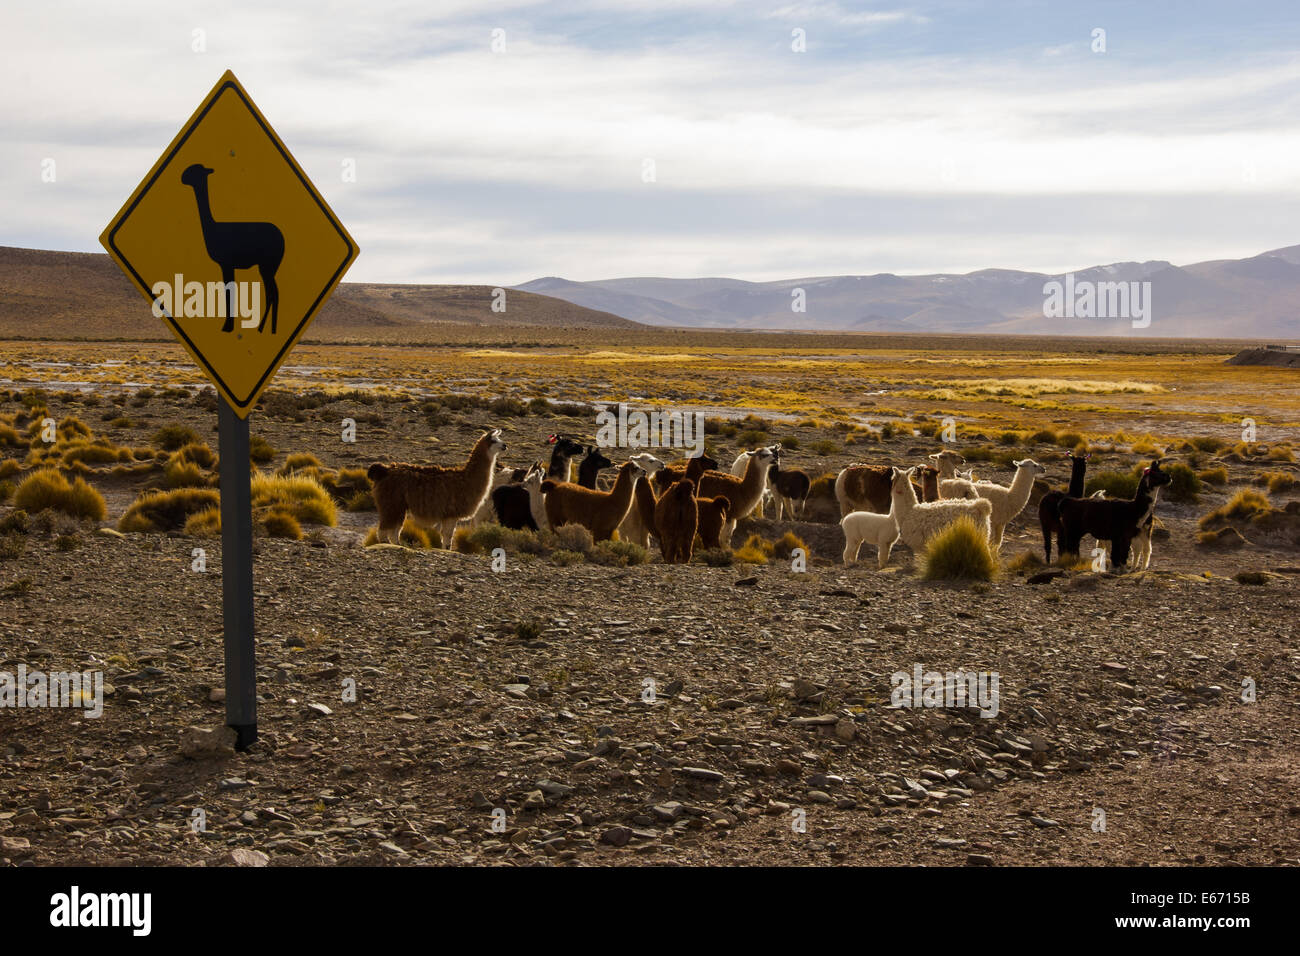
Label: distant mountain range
xmin=516 ymin=246 xmax=1300 ymax=338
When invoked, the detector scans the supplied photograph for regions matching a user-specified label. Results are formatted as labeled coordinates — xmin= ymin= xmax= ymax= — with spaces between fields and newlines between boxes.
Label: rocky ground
xmin=1 ymin=387 xmax=1299 ymax=866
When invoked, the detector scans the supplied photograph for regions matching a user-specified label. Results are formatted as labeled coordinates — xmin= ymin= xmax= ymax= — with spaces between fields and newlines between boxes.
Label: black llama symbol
xmin=180 ymin=163 xmax=283 ymax=333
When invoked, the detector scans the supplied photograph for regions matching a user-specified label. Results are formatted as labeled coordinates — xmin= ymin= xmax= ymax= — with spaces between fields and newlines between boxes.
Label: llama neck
xmin=892 ymin=479 xmax=918 ymax=515
xmin=936 ymin=460 xmax=959 ymax=479
xmin=635 ymin=476 xmax=657 ymax=522
xmin=579 ymin=457 xmax=604 ymax=486
xmin=1067 ymin=461 xmax=1086 ymax=498
xmin=1008 ymin=465 xmax=1037 ymax=505
xmin=686 ymin=457 xmax=708 ymax=481
xmin=548 ymin=448 xmax=573 ymax=479
xmin=467 ymin=437 xmax=500 ymax=481
xmin=743 ymin=455 xmax=770 ymax=494
xmin=610 ymin=464 xmax=638 ymax=505
xmin=188 ymin=181 xmax=215 ymax=230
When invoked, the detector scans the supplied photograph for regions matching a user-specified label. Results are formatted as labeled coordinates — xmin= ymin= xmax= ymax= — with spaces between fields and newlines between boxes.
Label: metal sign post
xmin=218 ymin=397 xmax=257 ymax=749
xmin=98 ymin=70 xmax=358 ymax=750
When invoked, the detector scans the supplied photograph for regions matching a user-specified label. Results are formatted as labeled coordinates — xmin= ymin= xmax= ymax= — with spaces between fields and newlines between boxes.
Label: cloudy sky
xmin=4 ymin=0 xmax=1300 ymax=284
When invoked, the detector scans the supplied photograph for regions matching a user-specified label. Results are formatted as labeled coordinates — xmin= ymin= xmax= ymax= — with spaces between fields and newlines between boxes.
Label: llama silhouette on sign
xmin=180 ymin=163 xmax=283 ymax=333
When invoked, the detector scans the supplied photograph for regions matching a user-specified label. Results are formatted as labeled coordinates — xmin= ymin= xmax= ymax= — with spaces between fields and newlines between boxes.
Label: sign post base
xmin=218 ymin=396 xmax=257 ymax=751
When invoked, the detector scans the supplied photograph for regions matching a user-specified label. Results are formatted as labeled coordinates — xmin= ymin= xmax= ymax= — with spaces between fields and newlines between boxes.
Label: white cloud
xmin=2 ymin=0 xmax=1298 ymax=283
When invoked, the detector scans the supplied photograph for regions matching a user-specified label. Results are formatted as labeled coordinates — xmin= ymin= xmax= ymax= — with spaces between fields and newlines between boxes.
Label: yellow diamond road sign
xmin=100 ymin=70 xmax=358 ymax=416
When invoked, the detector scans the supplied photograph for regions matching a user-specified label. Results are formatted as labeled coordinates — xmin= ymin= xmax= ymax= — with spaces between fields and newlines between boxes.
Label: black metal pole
xmin=218 ymin=396 xmax=257 ymax=750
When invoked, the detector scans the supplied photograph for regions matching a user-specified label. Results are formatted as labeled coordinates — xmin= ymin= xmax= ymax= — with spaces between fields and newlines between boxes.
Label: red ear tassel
xmin=547 ymin=434 xmax=557 ymax=444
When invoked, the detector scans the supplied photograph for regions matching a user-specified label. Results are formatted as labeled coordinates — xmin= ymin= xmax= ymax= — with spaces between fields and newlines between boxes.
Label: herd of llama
xmin=366 ymin=427 xmax=1173 ymax=570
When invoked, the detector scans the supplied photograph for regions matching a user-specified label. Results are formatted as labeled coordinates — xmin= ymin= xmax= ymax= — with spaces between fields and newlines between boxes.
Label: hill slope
xmin=0 ymin=246 xmax=640 ymax=340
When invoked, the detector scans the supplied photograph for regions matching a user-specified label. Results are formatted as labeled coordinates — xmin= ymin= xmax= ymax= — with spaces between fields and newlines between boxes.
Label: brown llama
xmin=655 ymin=478 xmax=698 ymax=563
xmin=694 ymin=446 xmax=776 ymax=547
xmin=541 ymin=459 xmax=644 ymax=541
xmin=369 ymin=428 xmax=506 ymax=547
xmin=694 ymin=494 xmax=731 ymax=550
xmin=834 ymin=463 xmax=893 ymax=517
xmin=652 ymin=452 xmax=719 ymax=494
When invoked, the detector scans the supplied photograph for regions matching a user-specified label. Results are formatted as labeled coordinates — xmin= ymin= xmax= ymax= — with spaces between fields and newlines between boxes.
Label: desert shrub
xmin=778 ymin=435 xmax=800 ymax=451
xmin=1190 ymin=435 xmax=1227 ymax=453
xmin=0 ymin=533 xmax=25 ymax=559
xmin=183 ymin=507 xmax=221 ymax=537
xmin=1057 ymin=432 xmax=1084 ymax=449
xmin=1029 ymin=429 xmax=1058 ymax=444
xmin=809 ymin=439 xmax=839 ymax=456
xmin=1199 ymin=489 xmax=1270 ymax=528
xmin=363 ymin=522 xmax=437 ymax=549
xmin=736 ymin=428 xmax=767 ymax=448
xmin=1131 ymin=435 xmax=1165 ymax=456
xmin=421 ymin=401 xmax=454 ymax=427
xmin=964 ymin=446 xmax=995 ymax=463
xmin=552 ymin=523 xmax=594 ymax=554
xmin=55 ymin=534 xmax=79 ymax=552
xmin=457 ymin=522 xmax=518 ymax=555
xmin=260 ymin=509 xmax=302 ymax=539
xmin=1196 ymin=527 xmax=1246 ymax=548
xmin=550 ymin=549 xmax=583 ymax=566
xmin=733 ymin=533 xmax=774 ymax=564
xmin=438 ymin=393 xmax=484 ymax=412
xmin=1268 ymin=445 xmax=1296 ymax=463
xmin=345 ymin=489 xmax=375 ymax=511
xmin=0 ymin=425 xmax=24 ymax=448
xmin=0 ymin=480 xmax=13 ymax=504
xmin=693 ymin=547 xmax=733 ymax=567
xmin=277 ymin=452 xmax=322 ymax=475
xmin=919 ymin=516 xmax=998 ymax=582
xmin=998 ymin=430 xmax=1022 ymax=446
xmin=250 ymin=473 xmax=336 ymax=526
xmin=172 ymin=442 xmax=217 ymax=469
xmin=1163 ymin=462 xmax=1201 ymax=503
xmin=57 ymin=440 xmax=130 ymax=466
xmin=1003 ymin=550 xmax=1044 ymax=573
xmin=489 ymin=397 xmax=528 ymax=417
xmin=151 ymin=425 xmax=199 ymax=451
xmin=527 ymin=397 xmax=552 ymax=415
xmin=772 ymin=531 xmax=808 ymax=560
xmin=0 ymin=510 xmax=29 ymax=534
xmin=1255 ymin=471 xmax=1296 ymax=494
xmin=248 ymin=435 xmax=275 ymax=463
xmin=13 ymin=469 xmax=106 ymax=521
xmin=120 ymin=487 xmax=220 ymax=532
xmin=1234 ymin=570 xmax=1269 ymax=585
xmin=1198 ymin=467 xmax=1229 ymax=487
xmin=0 ymin=458 xmax=18 ymax=480
xmin=106 ymin=416 xmax=134 ymax=428
xmin=589 ymin=540 xmax=648 ymax=566
xmin=1085 ymin=471 xmax=1139 ymax=499
xmin=320 ymin=466 xmax=370 ymax=503
xmin=56 ymin=416 xmax=93 ymax=441
xmin=163 ymin=459 xmax=207 ymax=489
